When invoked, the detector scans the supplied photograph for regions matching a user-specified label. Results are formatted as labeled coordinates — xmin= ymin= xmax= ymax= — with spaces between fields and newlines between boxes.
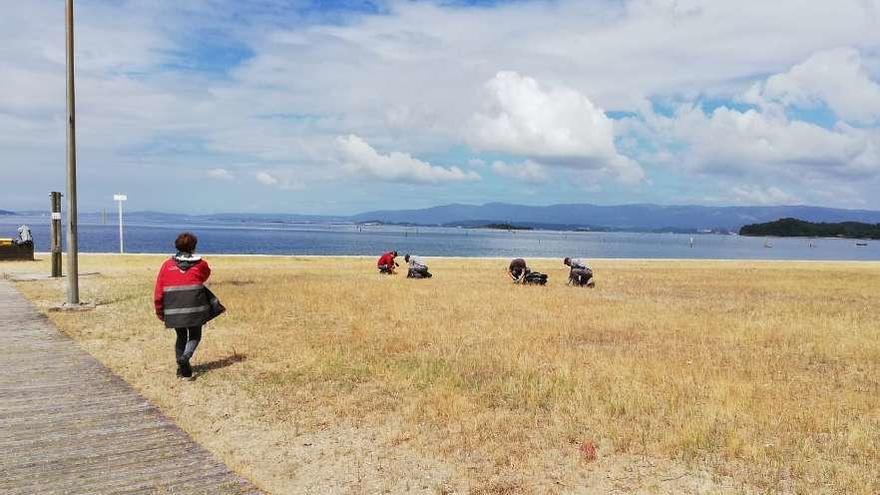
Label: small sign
xmin=51 ymin=212 xmax=61 ymax=220
xmin=113 ymin=194 xmax=127 ymax=201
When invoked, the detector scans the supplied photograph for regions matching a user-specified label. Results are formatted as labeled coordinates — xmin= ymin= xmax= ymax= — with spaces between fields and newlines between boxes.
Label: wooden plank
xmin=0 ymin=280 xmax=261 ymax=495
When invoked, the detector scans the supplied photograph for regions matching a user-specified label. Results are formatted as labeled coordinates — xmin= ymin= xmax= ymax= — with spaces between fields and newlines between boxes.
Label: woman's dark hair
xmin=175 ymin=232 xmax=198 ymax=253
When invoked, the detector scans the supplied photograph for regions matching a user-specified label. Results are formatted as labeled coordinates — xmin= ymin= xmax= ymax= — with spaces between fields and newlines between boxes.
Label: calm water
xmin=2 ymin=215 xmax=878 ymax=261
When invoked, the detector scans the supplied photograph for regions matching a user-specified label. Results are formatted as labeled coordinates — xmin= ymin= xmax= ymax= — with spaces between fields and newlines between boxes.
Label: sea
xmin=1 ymin=214 xmax=878 ymax=261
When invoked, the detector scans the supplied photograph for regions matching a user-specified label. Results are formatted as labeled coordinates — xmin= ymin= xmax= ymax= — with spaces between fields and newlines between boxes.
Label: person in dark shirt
xmin=564 ymin=257 xmax=595 ymax=287
xmin=508 ymin=258 xmax=528 ymax=282
xmin=508 ymin=258 xmax=548 ymax=285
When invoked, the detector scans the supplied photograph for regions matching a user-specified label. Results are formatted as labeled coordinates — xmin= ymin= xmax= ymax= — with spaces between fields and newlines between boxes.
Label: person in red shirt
xmin=154 ymin=232 xmax=212 ymax=379
xmin=377 ymin=251 xmax=398 ymax=274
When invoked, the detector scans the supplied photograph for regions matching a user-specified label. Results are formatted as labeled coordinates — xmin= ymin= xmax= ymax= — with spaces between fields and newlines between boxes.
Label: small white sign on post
xmin=114 ymin=194 xmax=127 ymax=253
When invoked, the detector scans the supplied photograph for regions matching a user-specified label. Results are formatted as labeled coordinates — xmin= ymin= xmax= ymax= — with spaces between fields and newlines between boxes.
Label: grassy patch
xmin=4 ymin=255 xmax=879 ymax=493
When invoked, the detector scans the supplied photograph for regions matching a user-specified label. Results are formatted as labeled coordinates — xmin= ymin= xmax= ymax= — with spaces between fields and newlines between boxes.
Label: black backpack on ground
xmin=523 ymin=271 xmax=548 ymax=285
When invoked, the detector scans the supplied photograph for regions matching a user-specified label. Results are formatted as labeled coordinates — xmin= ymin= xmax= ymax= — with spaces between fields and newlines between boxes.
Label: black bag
xmin=523 ymin=271 xmax=548 ymax=285
xmin=205 ymin=287 xmax=226 ymax=323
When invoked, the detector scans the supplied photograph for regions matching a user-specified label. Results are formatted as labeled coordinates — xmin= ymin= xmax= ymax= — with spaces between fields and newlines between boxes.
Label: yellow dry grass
xmin=3 ymin=254 xmax=880 ymax=494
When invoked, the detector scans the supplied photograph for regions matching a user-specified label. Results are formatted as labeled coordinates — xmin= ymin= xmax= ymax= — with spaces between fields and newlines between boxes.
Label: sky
xmin=2 ymin=0 xmax=880 ymax=215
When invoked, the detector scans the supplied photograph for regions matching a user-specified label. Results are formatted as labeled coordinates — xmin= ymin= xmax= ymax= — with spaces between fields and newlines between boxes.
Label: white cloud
xmin=491 ymin=160 xmax=548 ymax=184
xmin=3 ymin=0 xmax=880 ymax=211
xmin=253 ymin=170 xmax=304 ymax=191
xmin=255 ymin=171 xmax=279 ymax=186
xmin=642 ymin=104 xmax=880 ymax=179
xmin=207 ymin=168 xmax=234 ymax=180
xmin=627 ymin=47 xmax=880 ymax=189
xmin=336 ymin=134 xmax=480 ymax=184
xmin=744 ymin=47 xmax=880 ymax=124
xmin=729 ymin=186 xmax=801 ymax=206
xmin=470 ymin=71 xmax=644 ymax=183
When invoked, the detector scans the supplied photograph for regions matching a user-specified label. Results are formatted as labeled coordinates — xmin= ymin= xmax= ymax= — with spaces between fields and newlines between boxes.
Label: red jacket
xmin=377 ymin=252 xmax=395 ymax=266
xmin=154 ymin=257 xmax=211 ymax=319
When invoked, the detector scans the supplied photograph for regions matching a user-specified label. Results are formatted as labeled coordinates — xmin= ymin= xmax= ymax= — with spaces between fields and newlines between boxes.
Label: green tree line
xmin=740 ymin=218 xmax=880 ymax=239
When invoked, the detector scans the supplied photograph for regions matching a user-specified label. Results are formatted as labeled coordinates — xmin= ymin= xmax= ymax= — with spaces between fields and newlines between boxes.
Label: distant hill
xmin=65 ymin=211 xmax=347 ymax=225
xmin=352 ymin=203 xmax=880 ymax=232
xmin=740 ymin=218 xmax=880 ymax=239
xmin=9 ymin=202 xmax=880 ymax=233
xmin=0 ymin=209 xmax=15 ymax=216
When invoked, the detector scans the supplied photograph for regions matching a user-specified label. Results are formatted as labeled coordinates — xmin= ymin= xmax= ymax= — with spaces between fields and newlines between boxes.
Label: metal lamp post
xmin=114 ymin=194 xmax=127 ymax=253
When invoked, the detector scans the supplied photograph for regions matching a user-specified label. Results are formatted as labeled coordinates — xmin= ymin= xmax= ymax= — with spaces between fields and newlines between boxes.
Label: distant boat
xmin=764 ymin=239 xmax=773 ymax=248
xmin=856 ymin=241 xmax=868 ymax=247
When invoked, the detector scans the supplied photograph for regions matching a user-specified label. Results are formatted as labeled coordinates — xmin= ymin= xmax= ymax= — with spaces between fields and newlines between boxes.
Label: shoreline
xmin=29 ymin=251 xmax=880 ymax=264
xmin=5 ymin=217 xmax=879 ymax=240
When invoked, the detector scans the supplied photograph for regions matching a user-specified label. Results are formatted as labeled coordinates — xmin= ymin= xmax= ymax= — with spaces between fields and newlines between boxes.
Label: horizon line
xmin=4 ymin=201 xmax=878 ymax=217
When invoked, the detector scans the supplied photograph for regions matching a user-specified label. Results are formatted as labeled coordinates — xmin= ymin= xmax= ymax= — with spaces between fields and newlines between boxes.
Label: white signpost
xmin=114 ymin=194 xmax=127 ymax=254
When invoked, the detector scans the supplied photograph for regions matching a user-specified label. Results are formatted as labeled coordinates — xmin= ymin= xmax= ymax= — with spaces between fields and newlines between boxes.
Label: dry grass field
xmin=3 ymin=254 xmax=880 ymax=494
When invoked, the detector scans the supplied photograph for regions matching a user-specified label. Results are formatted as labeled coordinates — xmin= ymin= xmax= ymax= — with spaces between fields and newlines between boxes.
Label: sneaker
xmin=180 ymin=360 xmax=192 ymax=379
xmin=176 ymin=364 xmax=184 ymax=378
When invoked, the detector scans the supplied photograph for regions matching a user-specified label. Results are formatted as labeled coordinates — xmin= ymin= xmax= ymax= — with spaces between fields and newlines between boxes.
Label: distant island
xmin=740 ymin=218 xmax=880 ymax=239
xmin=481 ymin=223 xmax=533 ymax=231
xmin=0 ymin=209 xmax=15 ymax=216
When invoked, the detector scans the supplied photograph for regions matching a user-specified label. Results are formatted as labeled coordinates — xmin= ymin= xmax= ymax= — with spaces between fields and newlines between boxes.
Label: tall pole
xmin=118 ymin=199 xmax=124 ymax=253
xmin=114 ymin=194 xmax=127 ymax=254
xmin=50 ymin=192 xmax=62 ymax=278
xmin=65 ymin=0 xmax=79 ymax=304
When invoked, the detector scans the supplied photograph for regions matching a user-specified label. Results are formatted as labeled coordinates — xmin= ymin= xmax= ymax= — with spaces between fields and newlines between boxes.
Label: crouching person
xmin=377 ymin=251 xmax=399 ymax=274
xmin=404 ymin=254 xmax=432 ymax=278
xmin=564 ymin=257 xmax=595 ymax=287
xmin=508 ymin=258 xmax=548 ymax=285
xmin=154 ymin=232 xmax=224 ymax=380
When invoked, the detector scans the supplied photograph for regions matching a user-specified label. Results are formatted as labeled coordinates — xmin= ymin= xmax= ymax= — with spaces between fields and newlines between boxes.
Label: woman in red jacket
xmin=154 ymin=232 xmax=211 ymax=379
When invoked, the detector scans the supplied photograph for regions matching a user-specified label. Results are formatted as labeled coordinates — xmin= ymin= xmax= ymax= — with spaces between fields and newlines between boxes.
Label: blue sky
xmin=2 ymin=0 xmax=880 ymax=214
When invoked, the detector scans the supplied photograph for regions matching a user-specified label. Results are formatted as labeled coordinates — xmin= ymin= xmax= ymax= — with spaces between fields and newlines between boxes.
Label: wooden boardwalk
xmin=0 ymin=280 xmax=261 ymax=495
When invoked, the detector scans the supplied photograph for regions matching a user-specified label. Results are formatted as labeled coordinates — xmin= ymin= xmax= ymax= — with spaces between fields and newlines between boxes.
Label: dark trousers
xmin=569 ymin=268 xmax=593 ymax=286
xmin=407 ymin=267 xmax=432 ymax=278
xmin=174 ymin=326 xmax=202 ymax=361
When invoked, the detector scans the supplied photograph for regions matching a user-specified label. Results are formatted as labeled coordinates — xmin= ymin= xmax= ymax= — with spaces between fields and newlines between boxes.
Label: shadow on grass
xmin=193 ymin=353 xmax=247 ymax=374
xmin=211 ymin=280 xmax=256 ymax=287
xmin=96 ymin=292 xmax=143 ymax=306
